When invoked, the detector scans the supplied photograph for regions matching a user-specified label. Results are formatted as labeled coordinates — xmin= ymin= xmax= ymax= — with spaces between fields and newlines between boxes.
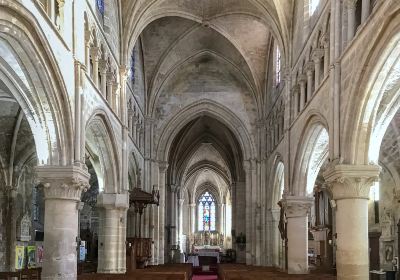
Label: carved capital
xmin=98 ymin=59 xmax=108 ymax=73
xmin=282 ymin=196 xmax=313 ymax=218
xmin=312 ymin=48 xmax=324 ymax=62
xmin=298 ymin=74 xmax=307 ymax=84
xmin=158 ymin=161 xmax=169 ymax=173
xmin=305 ymin=62 xmax=315 ymax=74
xmin=90 ymin=46 xmax=100 ymax=60
xmin=291 ymin=85 xmax=300 ymax=95
xmin=119 ymin=65 xmax=129 ymax=82
xmin=323 ymin=164 xmax=381 ymax=200
xmin=345 ymin=0 xmax=357 ymax=9
xmin=36 ymin=165 xmax=90 ymax=201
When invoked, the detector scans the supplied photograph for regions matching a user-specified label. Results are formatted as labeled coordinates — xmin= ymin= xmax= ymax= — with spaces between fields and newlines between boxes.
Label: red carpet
xmin=192 ymin=275 xmax=218 ymax=280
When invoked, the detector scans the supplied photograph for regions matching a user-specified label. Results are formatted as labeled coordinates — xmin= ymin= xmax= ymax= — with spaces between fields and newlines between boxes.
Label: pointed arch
xmin=292 ymin=114 xmax=329 ymax=196
xmin=0 ymin=1 xmax=74 ymax=166
xmin=85 ymin=110 xmax=120 ymax=193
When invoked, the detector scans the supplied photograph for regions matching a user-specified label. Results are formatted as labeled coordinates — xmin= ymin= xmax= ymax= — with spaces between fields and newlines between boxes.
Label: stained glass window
xmin=309 ymin=0 xmax=319 ymax=16
xmin=96 ymin=0 xmax=105 ymax=16
xmin=198 ymin=191 xmax=216 ymax=231
xmin=275 ymin=46 xmax=281 ymax=86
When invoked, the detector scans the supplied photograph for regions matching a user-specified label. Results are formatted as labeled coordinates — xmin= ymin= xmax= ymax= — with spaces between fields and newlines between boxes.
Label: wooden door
xmin=369 ymin=232 xmax=381 ymax=271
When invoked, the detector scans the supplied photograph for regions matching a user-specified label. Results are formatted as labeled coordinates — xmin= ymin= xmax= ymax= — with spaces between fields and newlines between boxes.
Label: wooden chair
xmin=0 ymin=271 xmax=22 ymax=280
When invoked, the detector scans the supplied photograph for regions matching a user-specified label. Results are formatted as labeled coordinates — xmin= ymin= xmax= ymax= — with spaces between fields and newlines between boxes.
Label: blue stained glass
xmin=97 ymin=0 xmax=105 ymax=16
xmin=197 ymin=191 xmax=216 ymax=231
xmin=130 ymin=48 xmax=136 ymax=84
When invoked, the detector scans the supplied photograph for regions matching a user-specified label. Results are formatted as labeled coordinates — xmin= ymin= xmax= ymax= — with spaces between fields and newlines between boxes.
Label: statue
xmin=381 ymin=209 xmax=394 ymax=239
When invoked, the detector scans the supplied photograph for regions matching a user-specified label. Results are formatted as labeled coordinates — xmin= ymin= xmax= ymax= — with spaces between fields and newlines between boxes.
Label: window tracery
xmin=198 ymin=191 xmax=216 ymax=231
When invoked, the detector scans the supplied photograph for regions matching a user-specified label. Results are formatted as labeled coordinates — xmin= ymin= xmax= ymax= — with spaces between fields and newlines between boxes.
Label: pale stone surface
xmin=36 ymin=166 xmax=90 ymax=280
xmin=1 ymin=1 xmax=400 ymax=279
xmin=283 ymin=196 xmax=313 ymax=274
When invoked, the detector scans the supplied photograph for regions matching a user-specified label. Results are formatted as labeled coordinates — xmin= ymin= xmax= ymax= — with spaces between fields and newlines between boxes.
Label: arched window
xmin=96 ymin=0 xmax=105 ymax=16
xmin=198 ymin=191 xmax=216 ymax=231
xmin=130 ymin=47 xmax=136 ymax=85
xmin=309 ymin=0 xmax=319 ymax=16
xmin=275 ymin=46 xmax=281 ymax=86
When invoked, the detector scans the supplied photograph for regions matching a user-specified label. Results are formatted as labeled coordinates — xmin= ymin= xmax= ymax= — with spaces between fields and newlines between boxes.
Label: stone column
xmin=361 ymin=0 xmax=370 ymax=24
xmin=270 ymin=209 xmax=281 ymax=268
xmin=244 ymin=160 xmax=252 ymax=265
xmin=36 ymin=165 xmax=89 ymax=280
xmin=97 ymin=193 xmax=129 ymax=273
xmin=322 ymin=35 xmax=330 ymax=78
xmin=312 ymin=49 xmax=324 ymax=88
xmin=219 ymin=203 xmax=225 ymax=234
xmin=283 ymin=196 xmax=313 ymax=274
xmin=299 ymin=76 xmax=306 ymax=110
xmin=178 ymin=198 xmax=184 ymax=249
xmin=127 ymin=108 xmax=133 ymax=136
xmin=84 ymin=30 xmax=91 ymax=73
xmin=158 ymin=162 xmax=168 ymax=264
xmin=305 ymin=63 xmax=314 ymax=101
xmin=189 ymin=203 xmax=196 ymax=234
xmin=292 ymin=85 xmax=300 ymax=118
xmin=99 ymin=60 xmax=107 ymax=97
xmin=324 ymin=164 xmax=380 ymax=280
xmin=106 ymin=72 xmax=113 ymax=104
xmin=90 ymin=46 xmax=100 ymax=87
xmin=170 ymin=185 xmax=177 ymax=246
xmin=132 ymin=115 xmax=138 ymax=142
xmin=112 ymin=81 xmax=120 ymax=115
xmin=347 ymin=0 xmax=357 ymax=42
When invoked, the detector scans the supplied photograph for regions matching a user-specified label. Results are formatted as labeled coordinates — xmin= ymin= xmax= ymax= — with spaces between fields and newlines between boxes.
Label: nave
xmin=1 ymin=0 xmax=400 ymax=280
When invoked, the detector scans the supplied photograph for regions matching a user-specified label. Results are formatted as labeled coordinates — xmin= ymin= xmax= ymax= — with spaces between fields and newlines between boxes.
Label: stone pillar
xmin=322 ymin=36 xmax=330 ymax=78
xmin=36 ymin=166 xmax=89 ymax=280
xmin=132 ymin=115 xmax=138 ymax=142
xmin=84 ymin=30 xmax=91 ymax=73
xmin=283 ymin=196 xmax=313 ymax=274
xmin=347 ymin=0 xmax=356 ymax=42
xmin=112 ymin=81 xmax=120 ymax=115
xmin=292 ymin=85 xmax=300 ymax=118
xmin=2 ymin=186 xmax=17 ymax=271
xmin=270 ymin=209 xmax=281 ymax=268
xmin=178 ymin=198 xmax=184 ymax=249
xmin=324 ymin=164 xmax=380 ymax=280
xmin=90 ymin=46 xmax=100 ymax=87
xmin=219 ymin=203 xmax=225 ymax=234
xmin=361 ymin=0 xmax=370 ymax=24
xmin=312 ymin=49 xmax=324 ymax=88
xmin=127 ymin=108 xmax=133 ymax=136
xmin=299 ymin=76 xmax=306 ymax=110
xmin=305 ymin=63 xmax=314 ymax=101
xmin=170 ymin=185 xmax=177 ymax=246
xmin=97 ymin=193 xmax=129 ymax=273
xmin=99 ymin=60 xmax=107 ymax=97
xmin=244 ymin=160 xmax=252 ymax=265
xmin=158 ymin=162 xmax=168 ymax=264
xmin=189 ymin=204 xmax=196 ymax=234
xmin=106 ymin=72 xmax=113 ymax=104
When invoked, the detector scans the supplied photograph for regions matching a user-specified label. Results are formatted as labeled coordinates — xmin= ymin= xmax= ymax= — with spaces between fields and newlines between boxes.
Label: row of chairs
xmin=0 ymin=268 xmax=41 ymax=280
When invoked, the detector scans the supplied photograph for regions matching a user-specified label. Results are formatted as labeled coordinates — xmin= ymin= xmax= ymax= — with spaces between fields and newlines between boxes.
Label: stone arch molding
xmin=85 ymin=110 xmax=120 ymax=193
xmin=156 ymin=100 xmax=256 ymax=163
xmin=292 ymin=113 xmax=330 ymax=197
xmin=344 ymin=6 xmax=400 ymax=165
xmin=270 ymin=154 xmax=285 ymax=210
xmin=0 ymin=1 xmax=73 ymax=166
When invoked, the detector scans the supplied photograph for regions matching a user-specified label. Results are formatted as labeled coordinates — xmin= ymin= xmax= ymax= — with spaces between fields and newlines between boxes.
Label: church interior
xmin=0 ymin=0 xmax=400 ymax=279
